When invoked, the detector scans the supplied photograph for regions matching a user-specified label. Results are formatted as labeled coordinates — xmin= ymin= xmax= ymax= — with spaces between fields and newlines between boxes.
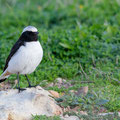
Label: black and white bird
xmin=0 ymin=26 xmax=43 ymax=92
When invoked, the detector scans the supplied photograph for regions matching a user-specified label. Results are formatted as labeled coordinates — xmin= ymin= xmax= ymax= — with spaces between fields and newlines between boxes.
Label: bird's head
xmin=20 ymin=26 xmax=39 ymax=42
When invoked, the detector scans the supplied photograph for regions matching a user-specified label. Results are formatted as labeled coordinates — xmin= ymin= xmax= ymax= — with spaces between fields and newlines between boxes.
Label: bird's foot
xmin=28 ymin=85 xmax=37 ymax=88
xmin=16 ymin=87 xmax=26 ymax=93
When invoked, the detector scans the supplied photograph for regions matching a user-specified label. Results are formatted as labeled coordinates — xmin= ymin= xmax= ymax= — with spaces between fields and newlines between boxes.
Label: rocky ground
xmin=0 ymin=79 xmax=120 ymax=120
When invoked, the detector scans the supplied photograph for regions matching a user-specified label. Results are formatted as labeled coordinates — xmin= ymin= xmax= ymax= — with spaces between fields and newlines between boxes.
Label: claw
xmin=16 ymin=87 xmax=26 ymax=93
xmin=28 ymin=85 xmax=37 ymax=88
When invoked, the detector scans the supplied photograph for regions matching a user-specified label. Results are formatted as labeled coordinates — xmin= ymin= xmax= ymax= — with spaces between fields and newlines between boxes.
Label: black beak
xmin=35 ymin=32 xmax=39 ymax=35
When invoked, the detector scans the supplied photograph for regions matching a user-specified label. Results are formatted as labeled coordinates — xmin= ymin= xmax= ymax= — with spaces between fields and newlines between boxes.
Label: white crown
xmin=22 ymin=26 xmax=38 ymax=33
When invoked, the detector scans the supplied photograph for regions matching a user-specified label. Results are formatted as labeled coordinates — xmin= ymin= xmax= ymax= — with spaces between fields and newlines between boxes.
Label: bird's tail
xmin=0 ymin=70 xmax=11 ymax=83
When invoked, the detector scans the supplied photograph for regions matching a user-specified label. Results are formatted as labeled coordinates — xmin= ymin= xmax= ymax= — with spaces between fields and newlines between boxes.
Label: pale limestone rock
xmin=61 ymin=115 xmax=80 ymax=120
xmin=0 ymin=86 xmax=62 ymax=120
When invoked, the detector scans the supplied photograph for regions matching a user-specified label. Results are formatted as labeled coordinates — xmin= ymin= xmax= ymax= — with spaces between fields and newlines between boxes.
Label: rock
xmin=55 ymin=78 xmax=71 ymax=89
xmin=0 ymin=82 xmax=12 ymax=90
xmin=56 ymin=78 xmax=63 ymax=84
xmin=69 ymin=90 xmax=77 ymax=93
xmin=47 ymin=83 xmax=54 ymax=87
xmin=98 ymin=112 xmax=120 ymax=117
xmin=79 ymin=111 xmax=88 ymax=115
xmin=98 ymin=112 xmax=118 ymax=116
xmin=56 ymin=78 xmax=66 ymax=83
xmin=70 ymin=106 xmax=80 ymax=113
xmin=0 ymin=86 xmax=62 ymax=120
xmin=75 ymin=86 xmax=88 ymax=96
xmin=61 ymin=115 xmax=80 ymax=120
xmin=48 ymin=90 xmax=60 ymax=98
xmin=62 ymin=106 xmax=70 ymax=113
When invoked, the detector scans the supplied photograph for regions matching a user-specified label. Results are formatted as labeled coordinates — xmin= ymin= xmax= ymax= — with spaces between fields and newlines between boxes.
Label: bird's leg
xmin=25 ymin=74 xmax=36 ymax=88
xmin=16 ymin=73 xmax=26 ymax=92
xmin=25 ymin=74 xmax=31 ymax=87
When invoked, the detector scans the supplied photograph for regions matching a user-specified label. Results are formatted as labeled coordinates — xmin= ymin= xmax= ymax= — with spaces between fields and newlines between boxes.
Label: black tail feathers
xmin=0 ymin=78 xmax=6 ymax=83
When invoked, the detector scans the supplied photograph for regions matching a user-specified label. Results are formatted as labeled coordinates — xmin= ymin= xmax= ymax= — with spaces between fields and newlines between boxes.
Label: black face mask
xmin=20 ymin=31 xmax=39 ymax=42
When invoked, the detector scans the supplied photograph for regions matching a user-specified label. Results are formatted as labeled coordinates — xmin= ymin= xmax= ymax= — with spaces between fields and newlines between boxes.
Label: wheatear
xmin=0 ymin=26 xmax=43 ymax=92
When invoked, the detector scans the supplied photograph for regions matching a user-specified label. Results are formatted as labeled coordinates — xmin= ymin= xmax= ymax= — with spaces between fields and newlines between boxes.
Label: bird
xmin=0 ymin=26 xmax=43 ymax=92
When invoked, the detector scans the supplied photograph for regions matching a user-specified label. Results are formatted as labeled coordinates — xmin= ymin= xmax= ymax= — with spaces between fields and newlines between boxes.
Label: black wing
xmin=3 ymin=40 xmax=25 ymax=71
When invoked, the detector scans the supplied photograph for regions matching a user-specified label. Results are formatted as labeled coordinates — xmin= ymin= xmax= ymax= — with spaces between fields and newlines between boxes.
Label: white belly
xmin=7 ymin=41 xmax=43 ymax=74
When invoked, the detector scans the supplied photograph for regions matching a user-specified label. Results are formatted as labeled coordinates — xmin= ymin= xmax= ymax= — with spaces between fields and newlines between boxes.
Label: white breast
xmin=7 ymin=41 xmax=43 ymax=74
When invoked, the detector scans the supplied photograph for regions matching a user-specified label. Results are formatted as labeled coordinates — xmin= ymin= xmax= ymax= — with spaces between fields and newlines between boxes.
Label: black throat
xmin=19 ymin=31 xmax=38 ymax=42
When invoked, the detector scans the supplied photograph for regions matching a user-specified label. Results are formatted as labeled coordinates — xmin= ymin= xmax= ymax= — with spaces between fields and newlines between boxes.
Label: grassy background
xmin=0 ymin=0 xmax=120 ymax=113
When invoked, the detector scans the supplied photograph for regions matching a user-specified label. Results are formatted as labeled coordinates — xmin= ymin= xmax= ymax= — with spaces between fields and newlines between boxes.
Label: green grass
xmin=0 ymin=0 xmax=120 ymax=118
xmin=32 ymin=115 xmax=61 ymax=120
xmin=32 ymin=113 xmax=120 ymax=120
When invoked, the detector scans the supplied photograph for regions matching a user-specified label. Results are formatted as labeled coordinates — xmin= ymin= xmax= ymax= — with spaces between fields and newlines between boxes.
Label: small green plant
xmin=56 ymin=91 xmax=109 ymax=113
xmin=32 ymin=115 xmax=61 ymax=120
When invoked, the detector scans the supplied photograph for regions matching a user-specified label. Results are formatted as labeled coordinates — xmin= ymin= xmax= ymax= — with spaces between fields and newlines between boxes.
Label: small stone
xmin=64 ymin=114 xmax=69 ymax=117
xmin=0 ymin=82 xmax=12 ymax=90
xmin=47 ymin=83 xmax=54 ymax=87
xmin=98 ymin=112 xmax=114 ymax=116
xmin=71 ymin=106 xmax=80 ymax=113
xmin=56 ymin=78 xmax=63 ymax=84
xmin=49 ymin=90 xmax=60 ymax=98
xmin=79 ymin=111 xmax=88 ymax=115
xmin=69 ymin=90 xmax=76 ymax=93
xmin=76 ymin=86 xmax=88 ymax=96
xmin=61 ymin=115 xmax=79 ymax=120
xmin=63 ymin=106 xmax=70 ymax=112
